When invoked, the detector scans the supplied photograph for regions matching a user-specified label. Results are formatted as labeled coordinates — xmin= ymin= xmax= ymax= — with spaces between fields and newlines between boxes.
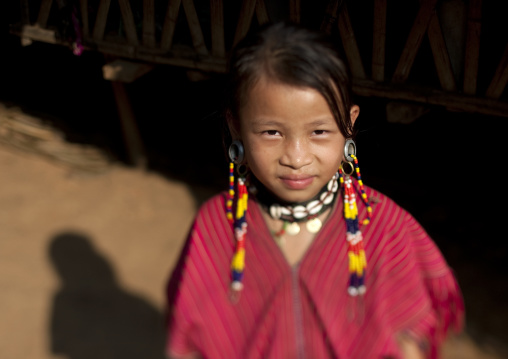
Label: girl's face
xmin=237 ymin=76 xmax=358 ymax=203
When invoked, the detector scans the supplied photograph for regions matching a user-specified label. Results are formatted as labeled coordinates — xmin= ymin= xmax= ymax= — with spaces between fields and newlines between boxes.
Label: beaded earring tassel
xmin=226 ymin=162 xmax=235 ymax=224
xmin=230 ymin=165 xmax=248 ymax=292
xmin=340 ymin=154 xmax=372 ymax=297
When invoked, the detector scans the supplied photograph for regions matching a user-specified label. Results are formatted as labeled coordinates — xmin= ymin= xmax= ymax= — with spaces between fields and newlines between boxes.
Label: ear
xmin=350 ymin=105 xmax=360 ymax=126
xmin=226 ymin=110 xmax=241 ymax=140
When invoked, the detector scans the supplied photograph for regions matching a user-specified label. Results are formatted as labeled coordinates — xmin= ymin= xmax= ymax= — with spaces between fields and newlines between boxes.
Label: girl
xmin=165 ymin=22 xmax=464 ymax=359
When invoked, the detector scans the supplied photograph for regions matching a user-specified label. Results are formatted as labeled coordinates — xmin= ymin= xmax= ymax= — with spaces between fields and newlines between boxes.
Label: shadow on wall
xmin=48 ymin=231 xmax=166 ymax=359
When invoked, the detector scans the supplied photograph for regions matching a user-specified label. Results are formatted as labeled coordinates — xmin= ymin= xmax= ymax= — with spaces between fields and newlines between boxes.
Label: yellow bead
xmin=231 ymin=248 xmax=246 ymax=271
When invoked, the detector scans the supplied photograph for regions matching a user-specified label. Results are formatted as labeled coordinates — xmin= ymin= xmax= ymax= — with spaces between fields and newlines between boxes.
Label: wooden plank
xmin=392 ymin=0 xmax=437 ymax=83
xmin=20 ymin=25 xmax=57 ymax=44
xmin=255 ymin=0 xmax=270 ymax=25
xmin=372 ymin=0 xmax=387 ymax=82
xmin=233 ymin=0 xmax=257 ymax=47
xmin=486 ymin=43 xmax=508 ymax=99
xmin=117 ymin=0 xmax=139 ymax=45
xmin=427 ymin=13 xmax=456 ymax=91
xmin=92 ymin=0 xmax=111 ymax=41
xmin=160 ymin=0 xmax=182 ymax=52
xmin=36 ymin=0 xmax=53 ymax=28
xmin=337 ymin=3 xmax=366 ymax=79
xmin=79 ymin=0 xmax=90 ymax=39
xmin=102 ymin=59 xmax=154 ymax=82
xmin=320 ymin=0 xmax=339 ymax=34
xmin=463 ymin=0 xmax=482 ymax=95
xmin=353 ymin=79 xmax=508 ymax=118
xmin=182 ymin=0 xmax=208 ymax=55
xmin=289 ymin=0 xmax=300 ymax=24
xmin=142 ymin=0 xmax=156 ymax=47
xmin=210 ymin=0 xmax=225 ymax=57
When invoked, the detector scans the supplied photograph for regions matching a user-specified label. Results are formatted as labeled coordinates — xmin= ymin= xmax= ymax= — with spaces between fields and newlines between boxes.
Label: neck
xmin=251 ymin=173 xmax=339 ymax=223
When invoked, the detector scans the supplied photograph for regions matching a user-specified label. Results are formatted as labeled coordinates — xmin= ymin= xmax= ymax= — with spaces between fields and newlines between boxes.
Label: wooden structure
xmin=9 ymin=0 xmax=508 ymax=164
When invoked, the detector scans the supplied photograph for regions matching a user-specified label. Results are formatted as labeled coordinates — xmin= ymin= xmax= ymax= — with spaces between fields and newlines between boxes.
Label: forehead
xmin=239 ymin=76 xmax=335 ymax=125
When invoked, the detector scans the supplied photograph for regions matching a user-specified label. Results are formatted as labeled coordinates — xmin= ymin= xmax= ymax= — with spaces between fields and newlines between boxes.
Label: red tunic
xmin=165 ymin=186 xmax=464 ymax=358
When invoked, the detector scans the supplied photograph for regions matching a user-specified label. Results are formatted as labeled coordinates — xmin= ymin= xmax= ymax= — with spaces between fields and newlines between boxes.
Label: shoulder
xmin=193 ymin=192 xmax=228 ymax=220
xmin=360 ymin=183 xmax=427 ymax=241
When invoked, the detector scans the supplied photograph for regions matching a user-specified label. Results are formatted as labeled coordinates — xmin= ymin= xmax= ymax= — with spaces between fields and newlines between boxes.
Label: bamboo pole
xmin=463 ymin=0 xmax=482 ymax=95
xmin=143 ymin=0 xmax=156 ymax=47
xmin=372 ymin=0 xmax=387 ymax=82
xmin=392 ymin=0 xmax=437 ymax=83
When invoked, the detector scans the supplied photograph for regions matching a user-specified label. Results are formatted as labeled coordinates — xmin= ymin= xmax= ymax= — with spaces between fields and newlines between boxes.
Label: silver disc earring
xmin=344 ymin=139 xmax=356 ymax=162
xmin=228 ymin=140 xmax=245 ymax=164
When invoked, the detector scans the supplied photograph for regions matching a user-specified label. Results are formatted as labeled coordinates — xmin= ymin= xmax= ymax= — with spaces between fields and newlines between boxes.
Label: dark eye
xmin=265 ymin=130 xmax=279 ymax=136
xmin=313 ymin=130 xmax=327 ymax=135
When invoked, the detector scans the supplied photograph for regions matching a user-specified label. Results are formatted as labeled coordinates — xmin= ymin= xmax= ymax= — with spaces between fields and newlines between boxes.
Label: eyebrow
xmin=249 ymin=118 xmax=335 ymax=127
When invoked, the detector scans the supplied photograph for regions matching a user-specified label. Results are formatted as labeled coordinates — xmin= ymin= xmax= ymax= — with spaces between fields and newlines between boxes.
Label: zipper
xmin=292 ymin=265 xmax=305 ymax=359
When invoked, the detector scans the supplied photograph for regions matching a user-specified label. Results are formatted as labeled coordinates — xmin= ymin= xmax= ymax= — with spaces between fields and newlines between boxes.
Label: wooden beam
xmin=79 ymin=0 xmax=90 ymax=39
xmin=353 ymin=79 xmax=508 ymax=118
xmin=102 ymin=59 xmax=154 ymax=82
xmin=289 ymin=0 xmax=300 ymax=24
xmin=117 ymin=0 xmax=139 ymax=45
xmin=427 ymin=12 xmax=456 ymax=91
xmin=20 ymin=25 xmax=57 ymax=44
xmin=92 ymin=0 xmax=111 ymax=41
xmin=142 ymin=0 xmax=156 ymax=47
xmin=182 ymin=0 xmax=208 ymax=55
xmin=320 ymin=0 xmax=340 ymax=34
xmin=255 ymin=0 xmax=270 ymax=25
xmin=20 ymin=0 xmax=30 ymax=25
xmin=337 ymin=3 xmax=366 ymax=79
xmin=210 ymin=0 xmax=225 ymax=57
xmin=486 ymin=43 xmax=508 ymax=99
xmin=160 ymin=0 xmax=182 ymax=52
xmin=111 ymin=81 xmax=147 ymax=168
xmin=233 ymin=0 xmax=257 ymax=47
xmin=372 ymin=0 xmax=387 ymax=82
xmin=36 ymin=0 xmax=53 ymax=28
xmin=392 ymin=0 xmax=437 ymax=83
xmin=463 ymin=0 xmax=482 ymax=95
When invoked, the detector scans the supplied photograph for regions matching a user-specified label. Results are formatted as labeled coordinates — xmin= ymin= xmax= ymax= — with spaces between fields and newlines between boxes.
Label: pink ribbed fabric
xmin=165 ymin=185 xmax=464 ymax=359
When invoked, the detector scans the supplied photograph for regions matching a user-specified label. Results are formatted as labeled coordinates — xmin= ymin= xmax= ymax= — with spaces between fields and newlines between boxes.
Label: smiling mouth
xmin=280 ymin=176 xmax=314 ymax=190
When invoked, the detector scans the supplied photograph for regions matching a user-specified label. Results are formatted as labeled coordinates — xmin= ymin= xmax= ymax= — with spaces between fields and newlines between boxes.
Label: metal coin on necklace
xmin=306 ymin=217 xmax=322 ymax=233
xmin=285 ymin=222 xmax=301 ymax=235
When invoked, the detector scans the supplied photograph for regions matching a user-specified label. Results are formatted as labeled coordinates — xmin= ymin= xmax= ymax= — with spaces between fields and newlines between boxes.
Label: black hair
xmin=224 ymin=21 xmax=356 ymax=147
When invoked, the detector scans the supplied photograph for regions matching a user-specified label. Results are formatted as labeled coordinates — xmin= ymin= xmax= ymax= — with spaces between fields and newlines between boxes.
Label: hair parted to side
xmin=224 ymin=21 xmax=356 ymax=142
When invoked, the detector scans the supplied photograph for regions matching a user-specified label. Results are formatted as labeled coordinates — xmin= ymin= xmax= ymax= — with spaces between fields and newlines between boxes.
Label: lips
xmin=279 ymin=175 xmax=315 ymax=190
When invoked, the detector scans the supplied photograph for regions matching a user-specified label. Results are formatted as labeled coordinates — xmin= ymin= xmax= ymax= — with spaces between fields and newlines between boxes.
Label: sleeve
xmin=165 ymin=230 xmax=201 ymax=358
xmin=399 ymin=213 xmax=465 ymax=358
xmin=408 ymin=216 xmax=464 ymax=357
xmin=164 ymin=193 xmax=232 ymax=359
xmin=364 ymin=188 xmax=465 ymax=359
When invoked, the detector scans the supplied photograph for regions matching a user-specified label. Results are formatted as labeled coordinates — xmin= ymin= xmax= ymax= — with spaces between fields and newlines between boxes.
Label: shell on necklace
xmin=269 ymin=204 xmax=282 ymax=219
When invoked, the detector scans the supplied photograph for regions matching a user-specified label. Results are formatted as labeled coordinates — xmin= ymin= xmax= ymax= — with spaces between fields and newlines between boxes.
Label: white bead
xmin=348 ymin=286 xmax=358 ymax=296
xmin=231 ymin=281 xmax=244 ymax=291
xmin=358 ymin=285 xmax=366 ymax=295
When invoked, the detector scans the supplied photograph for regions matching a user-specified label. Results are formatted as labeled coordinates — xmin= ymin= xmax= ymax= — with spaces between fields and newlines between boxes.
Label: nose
xmin=279 ymin=137 xmax=313 ymax=169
